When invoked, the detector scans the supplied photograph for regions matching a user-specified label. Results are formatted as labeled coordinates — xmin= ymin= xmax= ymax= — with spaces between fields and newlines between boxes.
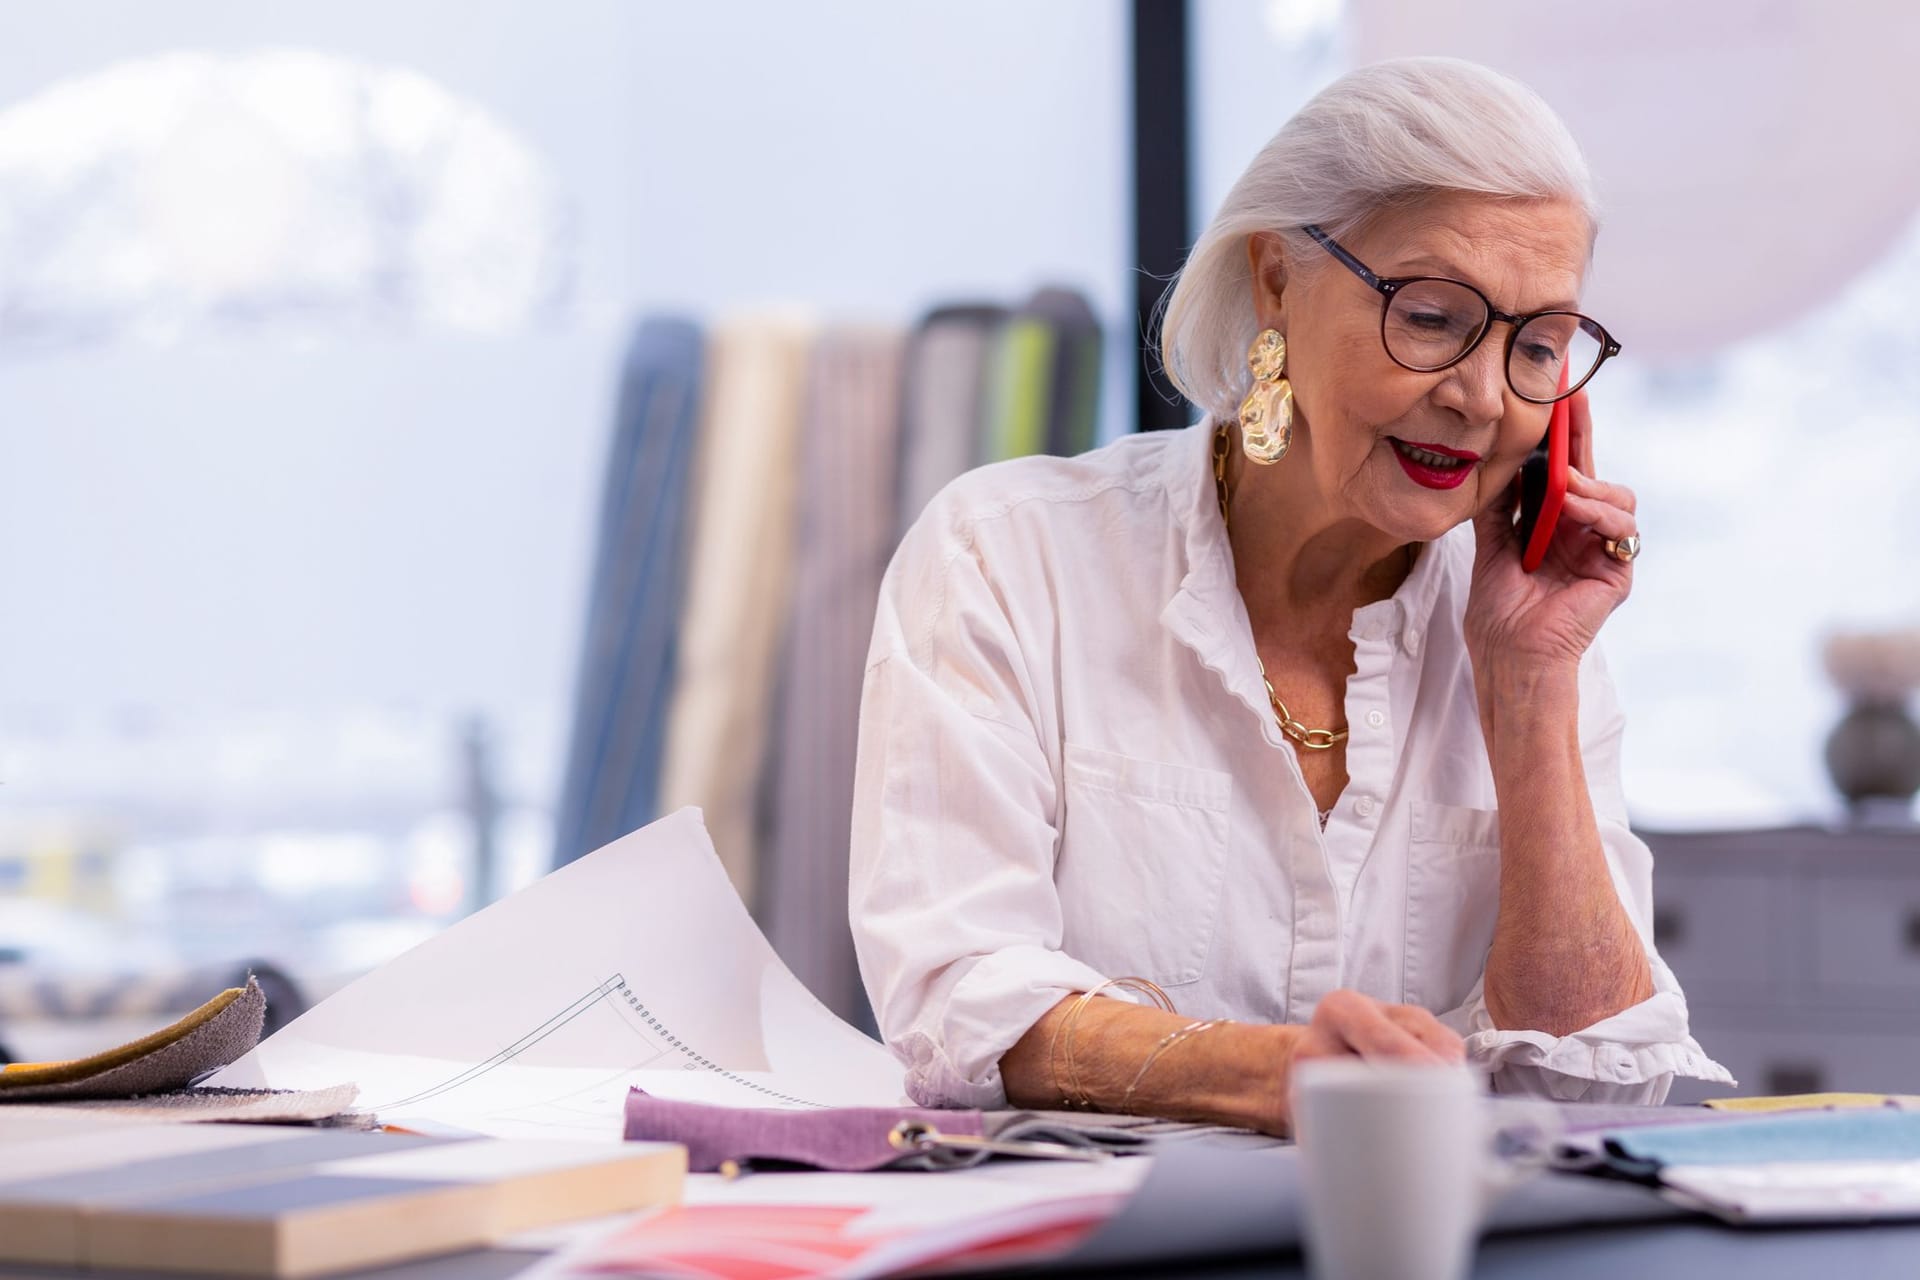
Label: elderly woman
xmin=849 ymin=57 xmax=1729 ymax=1133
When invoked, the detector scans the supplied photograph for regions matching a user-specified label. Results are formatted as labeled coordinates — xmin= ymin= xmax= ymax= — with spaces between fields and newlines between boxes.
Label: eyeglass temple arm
xmin=1303 ymin=223 xmax=1624 ymax=364
xmin=1301 ymin=224 xmax=1383 ymax=291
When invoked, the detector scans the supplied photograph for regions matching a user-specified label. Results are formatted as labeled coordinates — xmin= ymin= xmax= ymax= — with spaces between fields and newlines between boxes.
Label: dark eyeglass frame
xmin=1301 ymin=224 xmax=1622 ymax=404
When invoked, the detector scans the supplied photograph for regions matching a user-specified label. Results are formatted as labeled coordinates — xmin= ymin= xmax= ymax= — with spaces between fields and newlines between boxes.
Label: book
xmin=0 ymin=1122 xmax=683 ymax=1276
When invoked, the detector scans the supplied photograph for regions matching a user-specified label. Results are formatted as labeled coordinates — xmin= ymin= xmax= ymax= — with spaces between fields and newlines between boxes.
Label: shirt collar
xmin=1158 ymin=416 xmax=1460 ymax=702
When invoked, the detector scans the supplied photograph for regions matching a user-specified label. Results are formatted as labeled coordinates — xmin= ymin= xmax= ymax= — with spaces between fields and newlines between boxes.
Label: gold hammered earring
xmin=1238 ymin=329 xmax=1293 ymax=465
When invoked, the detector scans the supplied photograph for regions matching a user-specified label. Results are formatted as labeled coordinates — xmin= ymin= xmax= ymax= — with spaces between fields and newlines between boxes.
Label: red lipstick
xmin=1389 ymin=437 xmax=1479 ymax=491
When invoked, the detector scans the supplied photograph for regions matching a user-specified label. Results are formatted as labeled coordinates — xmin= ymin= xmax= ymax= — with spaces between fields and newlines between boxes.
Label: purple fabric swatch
xmin=623 ymin=1089 xmax=986 ymax=1173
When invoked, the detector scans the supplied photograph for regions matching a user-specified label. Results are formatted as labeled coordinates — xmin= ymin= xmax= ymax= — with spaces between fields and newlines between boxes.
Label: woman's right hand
xmin=1269 ymin=989 xmax=1467 ymax=1130
xmin=1294 ymin=988 xmax=1467 ymax=1065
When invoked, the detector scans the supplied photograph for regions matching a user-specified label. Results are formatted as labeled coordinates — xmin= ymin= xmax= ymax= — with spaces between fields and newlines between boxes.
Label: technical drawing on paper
xmin=369 ymin=973 xmax=826 ymax=1121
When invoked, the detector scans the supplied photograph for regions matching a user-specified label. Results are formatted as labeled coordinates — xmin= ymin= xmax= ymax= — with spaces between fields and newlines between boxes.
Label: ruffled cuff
xmin=1458 ymin=980 xmax=1736 ymax=1105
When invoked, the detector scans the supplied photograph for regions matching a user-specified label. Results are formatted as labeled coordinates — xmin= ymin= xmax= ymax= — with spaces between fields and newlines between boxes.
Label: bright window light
xmin=0 ymin=49 xmax=574 ymax=350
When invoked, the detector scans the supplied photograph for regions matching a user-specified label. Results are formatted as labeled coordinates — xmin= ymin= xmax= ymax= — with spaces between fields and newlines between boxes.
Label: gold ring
xmin=1602 ymin=534 xmax=1640 ymax=563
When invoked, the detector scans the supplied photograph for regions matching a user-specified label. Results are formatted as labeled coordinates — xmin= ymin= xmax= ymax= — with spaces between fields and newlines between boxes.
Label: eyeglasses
xmin=1301 ymin=224 xmax=1621 ymax=404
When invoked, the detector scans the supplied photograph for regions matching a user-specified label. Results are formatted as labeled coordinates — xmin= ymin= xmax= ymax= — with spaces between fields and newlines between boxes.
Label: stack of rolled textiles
xmin=552 ymin=287 xmax=1107 ymax=1026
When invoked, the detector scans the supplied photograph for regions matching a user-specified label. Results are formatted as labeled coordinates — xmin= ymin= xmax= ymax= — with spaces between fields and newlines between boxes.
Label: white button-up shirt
xmin=849 ymin=421 xmax=1731 ymax=1109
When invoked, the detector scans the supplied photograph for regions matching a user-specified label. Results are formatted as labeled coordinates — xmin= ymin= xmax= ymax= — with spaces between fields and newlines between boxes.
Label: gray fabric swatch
xmin=0 ymin=978 xmax=265 ymax=1102
xmin=5 ymin=1084 xmax=365 ymax=1127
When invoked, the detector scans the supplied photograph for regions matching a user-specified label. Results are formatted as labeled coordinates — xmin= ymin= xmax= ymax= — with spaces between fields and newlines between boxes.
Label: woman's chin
xmin=1366 ymin=478 xmax=1481 ymax=543
xmin=1396 ymin=516 xmax=1468 ymax=545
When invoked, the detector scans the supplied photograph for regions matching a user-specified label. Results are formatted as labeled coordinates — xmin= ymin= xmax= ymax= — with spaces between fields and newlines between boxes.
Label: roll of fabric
xmin=552 ymin=316 xmax=706 ymax=867
xmin=894 ymin=304 xmax=1007 ymax=535
xmin=758 ymin=325 xmax=906 ymax=1021
xmin=978 ymin=285 xmax=1103 ymax=464
xmin=659 ymin=313 xmax=814 ymax=900
xmin=978 ymin=311 xmax=1055 ymax=464
xmin=1028 ymin=286 xmax=1103 ymax=458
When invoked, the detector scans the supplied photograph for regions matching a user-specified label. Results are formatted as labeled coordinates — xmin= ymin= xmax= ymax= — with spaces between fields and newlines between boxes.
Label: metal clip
xmin=886 ymin=1120 xmax=1111 ymax=1163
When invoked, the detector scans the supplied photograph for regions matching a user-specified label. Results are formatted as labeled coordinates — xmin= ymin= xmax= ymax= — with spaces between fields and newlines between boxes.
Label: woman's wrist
xmin=1002 ymin=997 xmax=1303 ymax=1136
xmin=1242 ymin=1023 xmax=1303 ymax=1135
xmin=1473 ymin=654 xmax=1580 ymax=744
xmin=1472 ymin=649 xmax=1580 ymax=701
xmin=1113 ymin=1018 xmax=1302 ymax=1136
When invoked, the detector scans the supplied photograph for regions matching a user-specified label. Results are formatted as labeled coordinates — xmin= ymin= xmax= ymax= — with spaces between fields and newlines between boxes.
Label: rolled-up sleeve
xmin=848 ymin=515 xmax=1112 ymax=1109
xmin=1446 ymin=646 xmax=1734 ymax=1103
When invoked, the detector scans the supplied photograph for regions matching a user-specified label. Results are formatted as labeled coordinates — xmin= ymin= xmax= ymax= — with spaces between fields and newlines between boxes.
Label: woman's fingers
xmin=1300 ymin=991 xmax=1468 ymax=1069
xmin=1564 ymin=466 xmax=1635 ymax=513
xmin=1384 ymin=1005 xmax=1468 ymax=1062
xmin=1316 ymin=991 xmax=1449 ymax=1063
xmin=1558 ymin=491 xmax=1638 ymax=545
xmin=1561 ymin=468 xmax=1639 ymax=557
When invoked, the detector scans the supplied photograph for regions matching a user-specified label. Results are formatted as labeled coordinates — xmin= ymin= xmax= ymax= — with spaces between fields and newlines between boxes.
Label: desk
xmin=1103 ymin=1221 xmax=1920 ymax=1279
xmin=1042 ymin=1136 xmax=1920 ymax=1278
xmin=11 ymin=1218 xmax=1913 ymax=1280
xmin=12 ymin=1140 xmax=1919 ymax=1280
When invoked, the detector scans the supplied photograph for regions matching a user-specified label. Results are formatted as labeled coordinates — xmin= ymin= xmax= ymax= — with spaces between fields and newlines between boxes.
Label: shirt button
xmin=1403 ymin=627 xmax=1423 ymax=656
xmin=1366 ymin=709 xmax=1386 ymax=729
xmin=1355 ymin=796 xmax=1377 ymax=819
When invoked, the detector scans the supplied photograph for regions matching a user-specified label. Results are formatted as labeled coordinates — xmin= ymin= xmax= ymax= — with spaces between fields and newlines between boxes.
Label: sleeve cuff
xmin=1462 ymin=988 xmax=1735 ymax=1102
xmin=896 ymin=945 xmax=1129 ymax=1110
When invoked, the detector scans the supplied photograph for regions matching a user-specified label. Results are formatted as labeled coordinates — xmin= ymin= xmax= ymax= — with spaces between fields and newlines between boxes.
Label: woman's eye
xmin=1407 ymin=310 xmax=1459 ymax=332
xmin=1520 ymin=341 xmax=1562 ymax=367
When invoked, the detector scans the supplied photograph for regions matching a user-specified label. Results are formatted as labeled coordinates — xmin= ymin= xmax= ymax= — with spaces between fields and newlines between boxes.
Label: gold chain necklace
xmin=1211 ymin=422 xmax=1347 ymax=752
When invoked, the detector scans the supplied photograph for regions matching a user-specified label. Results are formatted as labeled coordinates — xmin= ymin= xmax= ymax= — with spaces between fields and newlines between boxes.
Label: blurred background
xmin=2 ymin=1 xmax=1917 ymax=1094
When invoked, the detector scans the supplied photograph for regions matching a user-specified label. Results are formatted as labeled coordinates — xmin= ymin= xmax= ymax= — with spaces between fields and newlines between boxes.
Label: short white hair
xmin=1159 ymin=57 xmax=1598 ymax=419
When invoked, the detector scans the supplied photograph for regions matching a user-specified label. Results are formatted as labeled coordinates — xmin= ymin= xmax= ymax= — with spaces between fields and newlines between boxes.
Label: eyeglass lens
xmin=1383 ymin=279 xmax=1604 ymax=401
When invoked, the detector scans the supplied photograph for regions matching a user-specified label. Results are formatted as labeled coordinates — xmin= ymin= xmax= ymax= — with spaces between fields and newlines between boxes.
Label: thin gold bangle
xmin=1120 ymin=1018 xmax=1224 ymax=1115
xmin=1050 ymin=977 xmax=1177 ymax=1109
xmin=1050 ymin=988 xmax=1102 ymax=1108
xmin=1080 ymin=981 xmax=1177 ymax=1109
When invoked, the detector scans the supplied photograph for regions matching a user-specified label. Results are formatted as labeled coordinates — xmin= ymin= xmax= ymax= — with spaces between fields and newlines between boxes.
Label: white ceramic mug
xmin=1291 ymin=1060 xmax=1553 ymax=1280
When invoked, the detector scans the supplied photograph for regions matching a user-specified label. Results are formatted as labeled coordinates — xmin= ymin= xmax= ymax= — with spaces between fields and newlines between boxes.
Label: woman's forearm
xmin=1479 ymin=664 xmax=1653 ymax=1036
xmin=999 ymin=996 xmax=1295 ymax=1133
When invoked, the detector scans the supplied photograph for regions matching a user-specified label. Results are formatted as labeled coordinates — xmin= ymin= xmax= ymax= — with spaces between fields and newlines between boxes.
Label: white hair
xmin=1159 ymin=57 xmax=1598 ymax=419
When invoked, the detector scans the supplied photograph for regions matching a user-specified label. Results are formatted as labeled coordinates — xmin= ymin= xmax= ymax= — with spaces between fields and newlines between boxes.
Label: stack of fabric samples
xmin=550 ymin=287 xmax=1108 ymax=1027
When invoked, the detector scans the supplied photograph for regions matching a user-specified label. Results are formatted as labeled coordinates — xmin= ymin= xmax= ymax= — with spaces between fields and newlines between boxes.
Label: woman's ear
xmin=1247 ymin=231 xmax=1290 ymax=331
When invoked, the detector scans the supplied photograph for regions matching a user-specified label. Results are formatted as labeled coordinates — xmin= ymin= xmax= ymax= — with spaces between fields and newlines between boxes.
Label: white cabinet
xmin=1646 ymin=827 xmax=1920 ymax=1105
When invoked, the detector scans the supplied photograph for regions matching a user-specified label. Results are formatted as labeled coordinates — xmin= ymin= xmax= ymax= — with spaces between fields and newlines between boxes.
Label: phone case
xmin=1517 ymin=381 xmax=1572 ymax=573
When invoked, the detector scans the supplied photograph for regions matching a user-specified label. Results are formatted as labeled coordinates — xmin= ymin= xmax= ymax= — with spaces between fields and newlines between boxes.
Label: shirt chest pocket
xmin=1402 ymin=801 xmax=1503 ymax=1013
xmin=1054 ymin=744 xmax=1232 ymax=989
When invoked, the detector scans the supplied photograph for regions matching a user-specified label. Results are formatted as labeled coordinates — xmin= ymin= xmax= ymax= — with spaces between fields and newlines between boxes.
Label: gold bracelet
xmin=1049 ymin=977 xmax=1176 ymax=1110
xmin=1120 ymin=1018 xmax=1225 ymax=1115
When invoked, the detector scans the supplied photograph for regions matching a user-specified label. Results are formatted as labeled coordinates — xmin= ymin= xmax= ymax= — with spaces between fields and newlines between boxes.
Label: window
xmin=0 ymin=48 xmax=586 ymax=993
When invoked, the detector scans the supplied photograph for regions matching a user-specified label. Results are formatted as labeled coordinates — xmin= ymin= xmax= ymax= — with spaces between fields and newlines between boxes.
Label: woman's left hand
xmin=1466 ymin=389 xmax=1638 ymax=678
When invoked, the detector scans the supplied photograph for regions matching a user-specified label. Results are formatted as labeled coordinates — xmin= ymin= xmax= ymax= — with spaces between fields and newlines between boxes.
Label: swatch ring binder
xmin=887 ymin=1120 xmax=1112 ymax=1164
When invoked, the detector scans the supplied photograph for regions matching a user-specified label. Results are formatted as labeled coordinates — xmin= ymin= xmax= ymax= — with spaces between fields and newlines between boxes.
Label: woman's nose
xmin=1437 ymin=337 xmax=1507 ymax=425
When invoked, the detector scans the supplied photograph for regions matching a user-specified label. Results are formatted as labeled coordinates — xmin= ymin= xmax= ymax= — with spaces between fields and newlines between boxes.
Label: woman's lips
xmin=1389 ymin=437 xmax=1478 ymax=490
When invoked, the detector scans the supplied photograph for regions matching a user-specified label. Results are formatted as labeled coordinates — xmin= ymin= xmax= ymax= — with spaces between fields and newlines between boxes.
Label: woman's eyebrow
xmin=1390 ymin=255 xmax=1578 ymax=312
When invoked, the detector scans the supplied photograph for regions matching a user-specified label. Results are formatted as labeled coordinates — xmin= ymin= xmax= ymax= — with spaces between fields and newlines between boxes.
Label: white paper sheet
xmin=211 ymin=808 xmax=908 ymax=1138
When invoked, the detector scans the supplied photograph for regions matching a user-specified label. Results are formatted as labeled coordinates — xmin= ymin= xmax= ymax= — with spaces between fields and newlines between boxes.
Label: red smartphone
xmin=1516 ymin=373 xmax=1572 ymax=573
